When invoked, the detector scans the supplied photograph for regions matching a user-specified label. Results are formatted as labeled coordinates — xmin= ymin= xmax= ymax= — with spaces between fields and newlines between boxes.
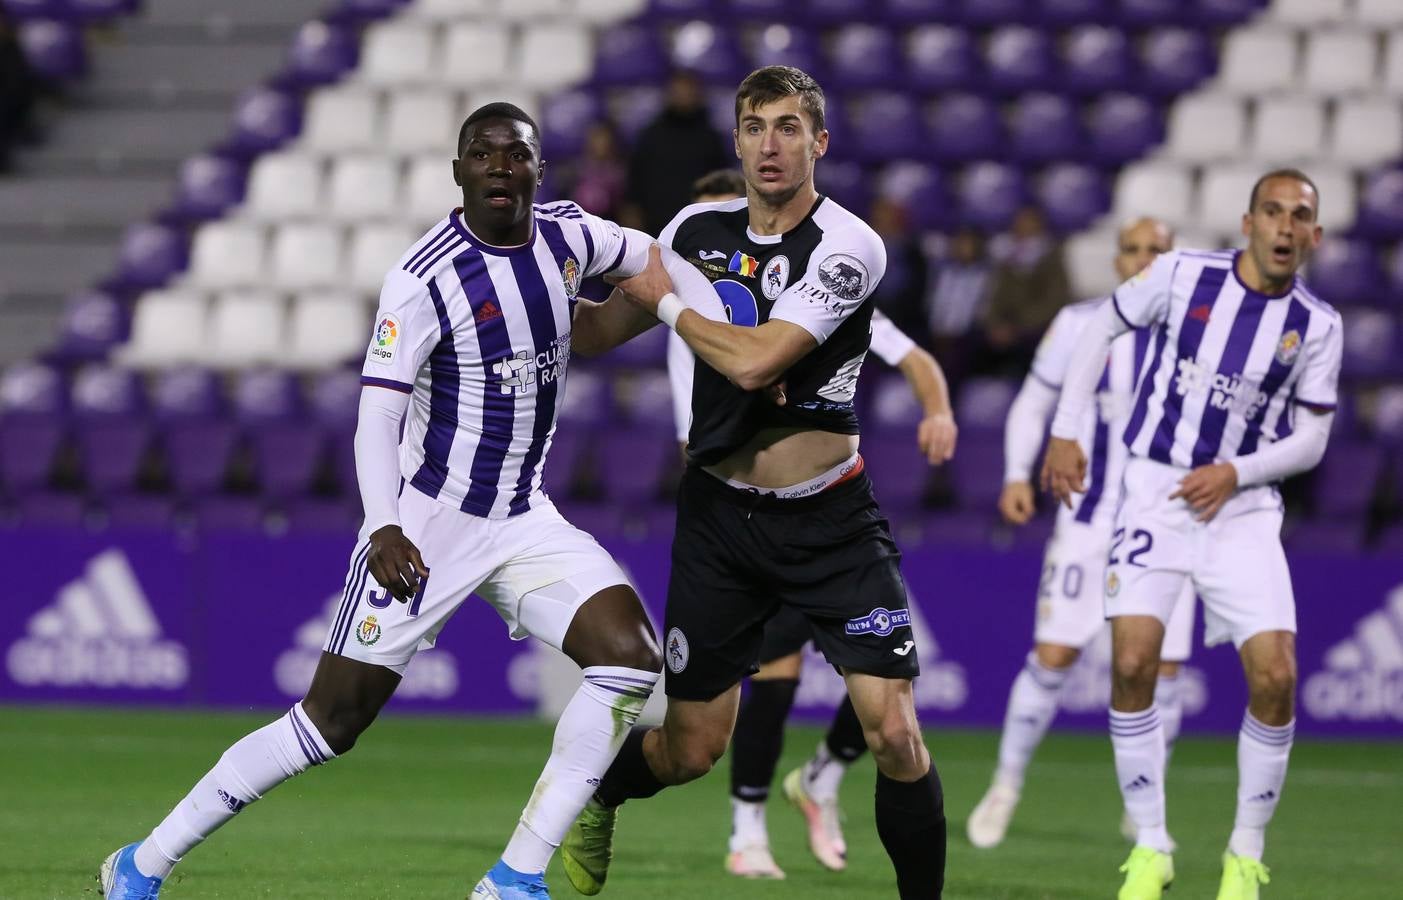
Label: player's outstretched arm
xmin=570 ymin=286 xmax=661 ymax=357
xmin=355 ymin=387 xmax=428 ymax=601
xmin=895 ymin=346 xmax=957 ymax=464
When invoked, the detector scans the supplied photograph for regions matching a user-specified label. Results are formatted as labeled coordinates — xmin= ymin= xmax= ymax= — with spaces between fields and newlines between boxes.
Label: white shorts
xmin=323 ymin=486 xmax=630 ymax=673
xmin=1035 ymin=519 xmax=1196 ymax=661
xmin=1105 ymin=457 xmax=1294 ymax=650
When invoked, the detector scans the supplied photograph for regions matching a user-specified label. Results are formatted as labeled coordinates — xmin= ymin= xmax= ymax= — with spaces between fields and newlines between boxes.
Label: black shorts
xmin=662 ymin=466 xmax=920 ymax=701
xmin=758 ymin=606 xmax=813 ymax=664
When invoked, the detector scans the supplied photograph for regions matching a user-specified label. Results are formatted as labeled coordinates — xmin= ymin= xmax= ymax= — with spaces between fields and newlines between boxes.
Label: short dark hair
xmin=458 ymin=102 xmax=539 ymax=156
xmin=735 ymin=65 xmax=825 ymax=134
xmin=1248 ymin=168 xmax=1320 ymax=216
xmin=691 ymin=169 xmax=747 ymax=200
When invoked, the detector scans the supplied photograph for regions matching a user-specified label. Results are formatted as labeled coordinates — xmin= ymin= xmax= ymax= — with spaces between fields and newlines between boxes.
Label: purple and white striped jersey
xmin=1113 ymin=249 xmax=1343 ymax=469
xmin=361 ymin=204 xmax=649 ymax=518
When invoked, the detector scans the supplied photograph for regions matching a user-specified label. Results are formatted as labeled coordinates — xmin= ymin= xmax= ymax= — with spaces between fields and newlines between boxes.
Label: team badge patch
xmin=1275 ymin=329 xmax=1302 ymax=366
xmin=368 ymin=314 xmax=401 ymax=365
xmin=762 ymin=255 xmax=790 ymax=301
xmin=817 ymin=253 xmax=869 ymax=302
xmin=665 ymin=627 xmax=689 ymax=674
xmin=562 ymin=256 xmax=581 ymax=299
xmin=728 ymin=251 xmax=760 ymax=278
xmin=1106 ymin=571 xmax=1121 ymax=598
xmin=844 ymin=607 xmax=912 ymax=637
xmin=355 ymin=615 xmax=382 ymax=647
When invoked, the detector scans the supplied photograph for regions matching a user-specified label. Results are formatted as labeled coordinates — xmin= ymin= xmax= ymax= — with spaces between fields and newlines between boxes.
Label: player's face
xmin=453 ymin=118 xmax=543 ymax=239
xmin=1241 ymin=176 xmax=1322 ymax=286
xmin=1114 ymin=220 xmax=1173 ymax=282
xmin=733 ymin=95 xmax=827 ymax=206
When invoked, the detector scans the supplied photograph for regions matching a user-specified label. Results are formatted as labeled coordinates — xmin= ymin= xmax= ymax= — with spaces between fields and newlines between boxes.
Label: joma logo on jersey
xmin=1173 ymin=357 xmax=1268 ymax=415
xmin=490 ymin=336 xmax=571 ymax=395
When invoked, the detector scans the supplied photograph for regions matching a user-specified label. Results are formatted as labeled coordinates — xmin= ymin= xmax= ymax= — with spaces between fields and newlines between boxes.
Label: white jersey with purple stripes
xmin=1113 ymin=249 xmax=1343 ymax=470
xmin=1031 ymin=298 xmax=1152 ymax=530
xmin=361 ymin=203 xmax=650 ymax=518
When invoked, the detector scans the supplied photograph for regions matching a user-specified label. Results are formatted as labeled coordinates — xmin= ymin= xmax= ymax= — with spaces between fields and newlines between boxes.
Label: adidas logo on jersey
xmin=1302 ymin=584 xmax=1403 ymax=722
xmin=476 ymin=300 xmax=503 ymax=324
xmin=5 ymin=550 xmax=188 ymax=690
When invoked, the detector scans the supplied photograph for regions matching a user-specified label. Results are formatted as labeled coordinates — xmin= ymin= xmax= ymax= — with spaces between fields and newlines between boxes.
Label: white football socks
xmin=135 ymin=703 xmax=335 ymax=879
xmin=500 ymin=666 xmax=659 ymax=875
xmin=1229 ymin=712 xmax=1294 ymax=861
xmin=729 ymin=798 xmax=769 ymax=852
xmin=801 ymin=740 xmax=849 ymax=803
xmin=1110 ymin=705 xmax=1173 ymax=854
xmin=1155 ymin=672 xmax=1184 ymax=757
xmin=992 ymin=653 xmax=1071 ymax=793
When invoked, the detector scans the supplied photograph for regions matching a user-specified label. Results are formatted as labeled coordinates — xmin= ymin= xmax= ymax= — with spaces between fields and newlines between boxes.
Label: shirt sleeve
xmin=578 ymin=206 xmax=652 ymax=279
xmin=1110 ymin=250 xmax=1177 ymax=329
xmin=666 ymin=330 xmax=695 ymax=443
xmin=361 ymin=268 xmax=443 ymax=392
xmin=769 ymin=225 xmax=888 ymax=344
xmin=1292 ymin=316 xmax=1343 ymax=410
xmin=1028 ymin=306 xmax=1086 ymax=390
xmin=868 ymin=309 xmax=916 ymax=366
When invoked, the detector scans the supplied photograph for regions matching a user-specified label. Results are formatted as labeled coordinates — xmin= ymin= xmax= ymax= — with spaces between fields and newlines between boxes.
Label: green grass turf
xmin=4 ymin=705 xmax=1399 ymax=899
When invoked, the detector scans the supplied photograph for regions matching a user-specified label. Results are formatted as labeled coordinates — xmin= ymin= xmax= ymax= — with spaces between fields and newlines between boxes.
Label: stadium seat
xmin=603 ymin=85 xmax=664 ymax=141
xmin=984 ymin=25 xmax=1056 ymax=94
xmin=1195 ymin=0 xmax=1268 ymax=26
xmin=1267 ymin=0 xmax=1347 ymax=26
xmin=1304 ymin=165 xmax=1357 ymax=233
xmin=1356 ymin=0 xmax=1403 ymax=27
xmin=348 ymin=223 xmax=418 ymax=294
xmin=185 ymin=222 xmax=267 ymax=289
xmin=1038 ymin=164 xmax=1109 ymax=232
xmin=112 ymin=222 xmax=188 ymax=291
xmin=1383 ymin=29 xmax=1403 ymax=93
xmin=1331 ymin=99 xmax=1403 ymax=167
xmin=300 ymin=86 xmax=382 ymax=153
xmin=1061 ymin=25 xmax=1134 ymax=95
xmin=1040 ymin=0 xmax=1114 ymax=26
xmin=573 ymin=0 xmax=648 ymax=24
xmin=539 ymin=88 xmax=602 ymax=160
xmin=1117 ymin=0 xmax=1178 ymax=26
xmin=1217 ymin=29 xmax=1297 ymax=95
xmin=464 ymin=87 xmax=541 ymax=123
xmin=282 ymin=20 xmax=360 ymax=88
xmin=828 ymin=24 xmax=901 ymax=90
xmin=1084 ymin=93 xmax=1163 ymax=163
xmin=958 ymin=162 xmax=1026 ymax=231
xmin=804 ymin=0 xmax=867 ymax=25
xmin=244 ymin=151 xmax=324 ymax=221
xmin=905 ymin=25 xmax=979 ymax=93
xmin=17 ymin=20 xmax=86 ymax=82
xmin=1340 ymin=308 xmax=1399 ymax=379
xmin=926 ymin=93 xmax=1002 ymax=162
xmin=405 ymin=155 xmax=459 ymax=226
xmin=0 ymin=363 xmax=67 ymax=496
xmin=493 ymin=0 xmax=572 ymax=20
xmin=589 ymin=22 xmax=666 ymax=85
xmin=207 ymin=290 xmax=287 ymax=367
xmin=1139 ymin=27 xmax=1215 ymax=96
xmin=751 ymin=24 xmax=825 ymax=78
xmin=52 ymin=290 xmax=126 ymax=362
xmin=402 ymin=0 xmax=494 ymax=19
xmin=170 ymin=153 xmax=247 ymax=223
xmin=288 ymin=291 xmax=371 ymax=369
xmin=327 ymin=156 xmax=400 ymax=222
xmin=962 ymin=0 xmax=1033 ymax=26
xmin=1301 ymin=30 xmax=1379 ymax=95
xmin=151 ymin=366 xmax=237 ymax=496
xmin=269 ymin=224 xmax=345 ymax=291
xmin=70 ymin=366 xmax=150 ymax=496
xmin=846 ymin=92 xmax=926 ymax=163
xmin=815 ymin=158 xmax=872 ymax=218
xmin=1166 ymin=93 xmax=1246 ymax=161
xmin=309 ymin=368 xmax=363 ymax=495
xmin=884 ymin=0 xmax=958 ymax=26
xmin=1250 ymin=96 xmax=1326 ymax=164
xmin=1008 ymin=92 xmax=1083 ymax=163
xmin=1306 ymin=238 xmax=1384 ymax=307
xmin=328 ymin=0 xmax=405 ymax=25
xmin=1194 ymin=165 xmax=1261 ymax=230
xmin=517 ymin=23 xmax=593 ymax=90
xmin=384 ymin=90 xmax=459 ymax=156
xmin=118 ymin=290 xmax=209 ymax=368
xmin=877 ymin=161 xmax=951 ymax=231
xmin=227 ymin=85 xmax=302 ymax=156
xmin=1357 ymin=168 xmax=1403 ymax=239
xmin=668 ymin=20 xmax=745 ymax=85
xmin=358 ymin=22 xmax=437 ymax=86
xmin=1114 ymin=161 xmax=1194 ymax=224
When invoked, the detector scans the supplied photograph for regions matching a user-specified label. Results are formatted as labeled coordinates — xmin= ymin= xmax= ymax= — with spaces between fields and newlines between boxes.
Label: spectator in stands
xmin=980 ymin=205 xmax=1072 ymax=375
xmin=0 ymin=9 xmax=37 ymax=171
xmin=559 ymin=120 xmax=629 ymax=221
xmin=624 ymin=69 xmax=729 ymax=235
xmin=868 ymin=196 xmax=928 ymax=340
xmin=925 ymin=225 xmax=992 ymax=388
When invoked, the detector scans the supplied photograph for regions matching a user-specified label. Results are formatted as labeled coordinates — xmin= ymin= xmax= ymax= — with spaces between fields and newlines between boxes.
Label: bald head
xmin=1115 ymin=217 xmax=1174 ymax=282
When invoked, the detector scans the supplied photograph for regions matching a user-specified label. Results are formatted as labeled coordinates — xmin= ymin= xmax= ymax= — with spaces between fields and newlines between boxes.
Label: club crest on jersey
xmin=665 ymin=627 xmax=689 ymax=674
xmin=1275 ymin=329 xmax=1302 ymax=366
xmin=818 ymin=253 xmax=869 ymax=302
xmin=845 ymin=607 xmax=911 ymax=637
xmin=1106 ymin=570 xmax=1121 ymax=598
xmin=562 ymin=257 xmax=581 ymax=300
xmin=368 ymin=314 xmax=401 ymax=365
xmin=728 ymin=251 xmax=760 ymax=278
xmin=355 ymin=615 xmax=382 ymax=647
xmin=762 ymin=255 xmax=790 ymax=300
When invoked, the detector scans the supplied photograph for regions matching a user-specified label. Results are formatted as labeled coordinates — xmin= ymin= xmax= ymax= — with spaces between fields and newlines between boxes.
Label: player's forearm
xmin=1050 ymin=303 xmax=1127 ymax=440
xmin=355 ymin=387 xmax=409 ymax=534
xmin=1229 ymin=409 xmax=1333 ymax=487
xmin=674 ymin=310 xmax=791 ymax=390
xmin=1005 ymin=376 xmax=1059 ymax=482
xmin=571 ymin=289 xmax=660 ymax=357
xmin=896 ymin=346 xmax=952 ymax=417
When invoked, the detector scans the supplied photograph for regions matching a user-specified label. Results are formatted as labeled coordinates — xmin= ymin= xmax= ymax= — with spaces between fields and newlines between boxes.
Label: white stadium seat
xmin=327 ymin=156 xmax=401 ymax=222
xmin=1166 ymin=94 xmax=1247 ymax=162
xmin=1064 ymin=228 xmax=1121 ymax=299
xmin=402 ymin=0 xmax=494 ymax=19
xmin=516 ymin=23 xmax=593 ymax=90
xmin=385 ymin=90 xmax=460 ymax=156
xmin=359 ymin=22 xmax=437 ymax=86
xmin=1355 ymin=0 xmax=1403 ymax=28
xmin=1305 ymin=165 xmax=1358 ymax=232
xmin=208 ymin=290 xmax=286 ymax=367
xmin=1114 ymin=161 xmax=1194 ymax=225
xmin=348 ymin=223 xmax=419 ymax=293
xmin=1251 ymin=96 xmax=1326 ymax=164
xmin=1331 ymin=98 xmax=1403 ymax=166
xmin=243 ymin=152 xmax=323 ymax=221
xmin=1301 ymin=30 xmax=1379 ymax=95
xmin=440 ymin=22 xmax=514 ymax=88
xmin=1268 ymin=0 xmax=1348 ymax=26
xmin=269 ymin=223 xmax=345 ymax=290
xmin=117 ymin=289 xmax=209 ymax=367
xmin=494 ymin=0 xmax=571 ymax=21
xmin=463 ymin=87 xmax=540 ymax=122
xmin=575 ymin=0 xmax=647 ymax=24
xmin=187 ymin=221 xmax=266 ymax=289
xmin=301 ymin=86 xmax=382 ymax=153
xmin=1385 ymin=29 xmax=1403 ymax=92
xmin=287 ymin=291 xmax=372 ymax=368
xmin=1217 ymin=30 xmax=1297 ymax=95
xmin=1195 ymin=165 xmax=1261 ymax=231
xmin=405 ymin=155 xmax=459 ymax=227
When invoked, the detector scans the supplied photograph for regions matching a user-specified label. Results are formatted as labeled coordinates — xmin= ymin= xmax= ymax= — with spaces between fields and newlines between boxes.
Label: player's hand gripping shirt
xmin=361 ymin=203 xmax=650 ymax=518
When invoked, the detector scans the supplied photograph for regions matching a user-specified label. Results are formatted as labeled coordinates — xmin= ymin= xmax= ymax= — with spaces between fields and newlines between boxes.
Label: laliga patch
xmin=368 ymin=314 xmax=401 ymax=366
xmin=665 ymin=627 xmax=689 ymax=674
xmin=762 ymin=254 xmax=790 ymax=301
xmin=845 ymin=607 xmax=911 ymax=637
xmin=817 ymin=253 xmax=869 ymax=302
xmin=1275 ymin=329 xmax=1302 ymax=366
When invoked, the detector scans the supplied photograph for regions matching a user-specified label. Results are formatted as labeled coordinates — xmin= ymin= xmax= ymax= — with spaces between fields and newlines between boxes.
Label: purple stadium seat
xmin=167 ymin=154 xmax=247 ymax=224
xmin=3 ymin=0 xmax=70 ymax=19
xmin=1340 ymin=310 xmax=1399 ymax=381
xmin=827 ymin=24 xmax=901 ymax=90
xmin=1312 ymin=443 xmax=1385 ymax=520
xmin=1305 ymin=239 xmax=1383 ymax=308
xmin=225 ymin=85 xmax=302 ymax=158
xmin=598 ymin=431 xmax=674 ymax=506
xmin=1118 ymin=0 xmax=1180 ymax=25
xmin=960 ymin=0 xmax=1032 ymax=26
xmin=958 ymin=162 xmax=1027 ymax=231
xmin=1194 ymin=0 xmax=1266 ymax=25
xmin=18 ymin=19 xmax=85 ymax=82
xmin=0 ymin=363 xmax=67 ymax=495
xmin=70 ymin=366 xmax=150 ymax=496
xmin=751 ymin=24 xmax=824 ymax=78
xmin=1085 ymin=93 xmax=1163 ymax=164
xmin=984 ymin=26 xmax=1056 ymax=95
xmin=1356 ymin=170 xmax=1403 ymax=240
xmin=804 ymin=0 xmax=866 ymax=25
xmin=233 ymin=370 xmax=302 ymax=422
xmin=325 ymin=0 xmax=404 ymax=25
xmin=231 ymin=371 xmax=321 ymax=497
xmin=152 ymin=366 xmax=237 ymax=496
xmin=926 ymin=93 xmax=1002 ymax=163
xmin=879 ymin=162 xmax=951 ymax=232
xmin=730 ymin=0 xmax=793 ymax=18
xmin=593 ymin=24 xmax=668 ymax=85
xmin=883 ymin=0 xmax=959 ymax=25
xmin=905 ymin=25 xmax=979 ymax=94
xmin=1008 ymin=93 xmax=1083 ymax=163
xmin=606 ymin=86 xmax=665 ymax=142
xmin=1389 ymin=250 xmax=1403 ymax=309
xmin=70 ymin=0 xmax=137 ymax=21
xmin=669 ymin=21 xmax=745 ymax=85
xmin=1139 ymin=28 xmax=1215 ymax=96
xmin=647 ymin=0 xmax=716 ymax=19
xmin=1039 ymin=163 xmax=1109 ymax=232
xmin=111 ymin=222 xmax=188 ymax=291
xmin=860 ymin=433 xmax=932 ymax=513
xmin=541 ymin=89 xmax=602 ymax=161
xmin=51 ymin=290 xmax=126 ymax=362
xmin=846 ymin=92 xmax=925 ymax=163
xmin=281 ymin=20 xmax=358 ymax=87
xmin=1369 ymin=387 xmax=1403 ymax=447
xmin=1038 ymin=0 xmax=1114 ymax=25
xmin=308 ymin=368 xmax=361 ymax=438
xmin=1062 ymin=25 xmax=1134 ymax=96
xmin=816 ymin=159 xmax=871 ymax=217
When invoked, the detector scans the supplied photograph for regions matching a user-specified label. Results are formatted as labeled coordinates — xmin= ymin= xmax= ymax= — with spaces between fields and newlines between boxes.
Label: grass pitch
xmin=4 ymin=705 xmax=1399 ymax=899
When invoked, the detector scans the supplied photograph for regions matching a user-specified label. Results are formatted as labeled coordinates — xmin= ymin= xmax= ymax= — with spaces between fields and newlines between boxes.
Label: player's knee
xmin=864 ymin=717 xmax=925 ymax=777
xmin=667 ymin=736 xmax=726 ymax=783
xmin=300 ymin=701 xmax=371 ymax=755
xmin=1111 ymin=648 xmax=1159 ymax=688
xmin=592 ymin=630 xmax=663 ymax=674
xmin=1248 ymin=659 xmax=1296 ymax=704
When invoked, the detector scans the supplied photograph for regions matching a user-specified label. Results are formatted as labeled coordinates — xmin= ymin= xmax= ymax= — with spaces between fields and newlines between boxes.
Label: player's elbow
xmin=731 ymin=363 xmax=780 ymax=392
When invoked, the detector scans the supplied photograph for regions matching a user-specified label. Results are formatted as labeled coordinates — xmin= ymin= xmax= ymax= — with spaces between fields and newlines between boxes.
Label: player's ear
xmin=733 ymin=128 xmax=741 ymax=159
xmin=1309 ymin=223 xmax=1323 ymax=249
xmin=813 ymin=128 xmax=829 ymax=160
xmin=536 ymin=158 xmax=546 ymax=186
xmin=1240 ymin=211 xmax=1251 ymax=239
xmin=452 ymin=158 xmax=463 ymax=188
